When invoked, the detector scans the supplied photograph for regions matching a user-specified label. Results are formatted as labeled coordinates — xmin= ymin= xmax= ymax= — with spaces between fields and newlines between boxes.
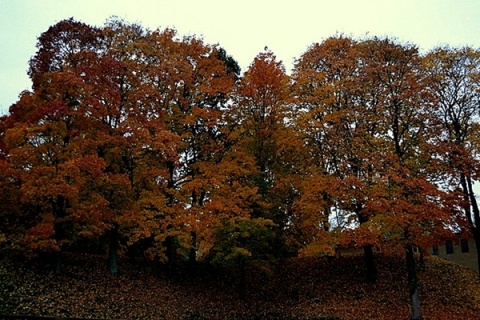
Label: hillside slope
xmin=1 ymin=253 xmax=479 ymax=319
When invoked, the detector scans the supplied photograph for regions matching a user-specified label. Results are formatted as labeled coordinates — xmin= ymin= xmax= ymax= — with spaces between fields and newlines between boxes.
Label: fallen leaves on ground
xmin=1 ymin=253 xmax=479 ymax=319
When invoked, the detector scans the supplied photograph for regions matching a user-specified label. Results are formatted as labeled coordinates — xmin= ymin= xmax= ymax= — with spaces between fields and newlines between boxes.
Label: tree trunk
xmin=188 ymin=231 xmax=197 ymax=275
xmin=406 ymin=245 xmax=422 ymax=320
xmin=108 ymin=224 xmax=119 ymax=275
xmin=165 ymin=235 xmax=177 ymax=273
xmin=53 ymin=251 xmax=62 ymax=275
xmin=358 ymin=210 xmax=378 ymax=283
xmin=52 ymin=223 xmax=62 ymax=274
xmin=363 ymin=244 xmax=378 ymax=282
xmin=465 ymin=176 xmax=480 ymax=278
xmin=473 ymin=228 xmax=480 ymax=278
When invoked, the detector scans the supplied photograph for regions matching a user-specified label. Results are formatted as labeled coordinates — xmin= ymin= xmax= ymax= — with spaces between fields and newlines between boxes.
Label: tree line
xmin=1 ymin=18 xmax=480 ymax=319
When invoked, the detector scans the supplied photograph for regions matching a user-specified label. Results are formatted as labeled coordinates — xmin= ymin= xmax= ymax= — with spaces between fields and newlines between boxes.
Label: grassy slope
xmin=1 ymin=253 xmax=479 ymax=320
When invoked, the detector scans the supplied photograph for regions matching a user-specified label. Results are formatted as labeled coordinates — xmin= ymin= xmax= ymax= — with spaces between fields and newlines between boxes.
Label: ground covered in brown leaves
xmin=1 ymin=253 xmax=479 ymax=319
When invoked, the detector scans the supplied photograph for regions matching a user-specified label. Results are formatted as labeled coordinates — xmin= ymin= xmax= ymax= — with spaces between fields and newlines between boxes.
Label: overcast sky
xmin=1 ymin=0 xmax=480 ymax=115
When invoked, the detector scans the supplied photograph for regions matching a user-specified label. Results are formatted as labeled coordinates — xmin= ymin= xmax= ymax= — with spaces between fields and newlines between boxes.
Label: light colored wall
xmin=336 ymin=239 xmax=479 ymax=272
xmin=431 ymin=239 xmax=478 ymax=272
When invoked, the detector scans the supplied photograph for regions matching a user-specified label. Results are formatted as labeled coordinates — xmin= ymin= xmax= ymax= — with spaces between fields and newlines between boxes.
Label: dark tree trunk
xmin=108 ymin=224 xmax=119 ymax=275
xmin=465 ymin=176 xmax=480 ymax=278
xmin=406 ymin=245 xmax=422 ymax=320
xmin=53 ymin=251 xmax=62 ymax=275
xmin=52 ymin=195 xmax=68 ymax=274
xmin=473 ymin=228 xmax=480 ymax=278
xmin=363 ymin=244 xmax=378 ymax=282
xmin=52 ymin=224 xmax=62 ymax=274
xmin=165 ymin=235 xmax=177 ymax=272
xmin=358 ymin=210 xmax=378 ymax=283
xmin=188 ymin=231 xmax=197 ymax=275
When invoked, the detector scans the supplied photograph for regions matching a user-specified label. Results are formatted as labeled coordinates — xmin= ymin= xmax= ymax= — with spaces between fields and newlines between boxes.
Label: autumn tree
xmin=97 ymin=19 xmax=178 ymax=271
xmin=423 ymin=46 xmax=480 ymax=277
xmin=292 ymin=36 xmax=383 ymax=281
xmin=292 ymin=36 xmax=457 ymax=318
xmin=28 ymin=17 xmax=103 ymax=90
xmin=0 ymin=114 xmax=24 ymax=254
xmin=1 ymin=18 xmax=139 ymax=274
xmin=356 ymin=38 xmax=458 ymax=320
xmin=99 ymin=18 xmax=253 ymax=274
xmin=231 ymin=49 xmax=301 ymax=256
xmin=167 ymin=36 xmax=240 ymax=270
xmin=3 ymin=89 xmax=125 ymax=272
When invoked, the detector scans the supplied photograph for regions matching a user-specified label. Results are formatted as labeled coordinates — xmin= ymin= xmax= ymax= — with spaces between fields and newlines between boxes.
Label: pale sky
xmin=1 ymin=0 xmax=480 ymax=115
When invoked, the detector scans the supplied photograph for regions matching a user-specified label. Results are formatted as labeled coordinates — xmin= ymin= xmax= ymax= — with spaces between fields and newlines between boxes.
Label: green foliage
xmin=209 ymin=217 xmax=277 ymax=268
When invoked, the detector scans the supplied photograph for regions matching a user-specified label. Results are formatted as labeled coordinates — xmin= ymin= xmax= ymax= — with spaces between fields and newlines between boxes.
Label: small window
xmin=432 ymin=246 xmax=439 ymax=255
xmin=461 ymin=239 xmax=469 ymax=253
xmin=445 ymin=240 xmax=454 ymax=254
